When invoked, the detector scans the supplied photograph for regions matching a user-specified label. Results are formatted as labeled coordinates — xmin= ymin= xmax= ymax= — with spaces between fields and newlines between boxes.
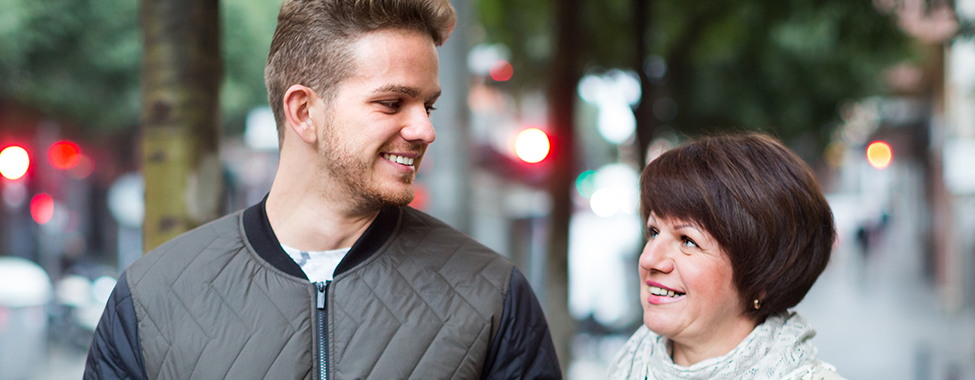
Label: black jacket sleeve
xmin=83 ymin=271 xmax=149 ymax=380
xmin=480 ymin=267 xmax=563 ymax=380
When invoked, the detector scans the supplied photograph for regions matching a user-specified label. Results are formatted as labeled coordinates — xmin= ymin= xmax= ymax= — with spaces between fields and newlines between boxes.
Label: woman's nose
xmin=639 ymin=239 xmax=675 ymax=274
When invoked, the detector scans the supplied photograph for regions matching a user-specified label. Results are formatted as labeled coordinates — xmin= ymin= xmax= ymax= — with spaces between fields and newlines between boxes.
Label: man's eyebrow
xmin=373 ymin=85 xmax=441 ymax=102
xmin=373 ymin=85 xmax=419 ymax=97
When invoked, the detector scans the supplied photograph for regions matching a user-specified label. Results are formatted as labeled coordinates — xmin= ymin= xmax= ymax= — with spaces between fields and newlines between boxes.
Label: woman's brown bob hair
xmin=640 ymin=133 xmax=835 ymax=322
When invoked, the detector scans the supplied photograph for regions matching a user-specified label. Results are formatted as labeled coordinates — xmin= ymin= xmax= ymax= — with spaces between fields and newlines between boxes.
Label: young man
xmin=83 ymin=0 xmax=561 ymax=379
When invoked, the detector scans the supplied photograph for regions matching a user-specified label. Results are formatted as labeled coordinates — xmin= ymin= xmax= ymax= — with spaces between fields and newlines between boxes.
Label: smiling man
xmin=83 ymin=1 xmax=561 ymax=379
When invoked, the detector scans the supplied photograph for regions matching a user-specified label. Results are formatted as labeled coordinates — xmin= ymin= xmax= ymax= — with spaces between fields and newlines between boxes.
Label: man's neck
xmin=265 ymin=167 xmax=380 ymax=252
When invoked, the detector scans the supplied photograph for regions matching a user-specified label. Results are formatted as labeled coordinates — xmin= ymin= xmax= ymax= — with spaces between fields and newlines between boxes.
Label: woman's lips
xmin=646 ymin=281 xmax=685 ymax=304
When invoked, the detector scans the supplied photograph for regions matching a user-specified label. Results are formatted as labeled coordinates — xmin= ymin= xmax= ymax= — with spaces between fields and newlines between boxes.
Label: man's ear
xmin=282 ymin=84 xmax=319 ymax=145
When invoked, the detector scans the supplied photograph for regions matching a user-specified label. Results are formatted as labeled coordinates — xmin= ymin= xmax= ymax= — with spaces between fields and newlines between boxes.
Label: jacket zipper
xmin=316 ymin=281 xmax=330 ymax=380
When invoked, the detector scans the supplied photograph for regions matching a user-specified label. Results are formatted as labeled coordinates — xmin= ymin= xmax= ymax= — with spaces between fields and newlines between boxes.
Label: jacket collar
xmin=242 ymin=195 xmax=401 ymax=280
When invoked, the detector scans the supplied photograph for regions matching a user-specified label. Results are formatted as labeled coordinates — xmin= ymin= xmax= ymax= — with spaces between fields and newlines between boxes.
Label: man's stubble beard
xmin=317 ymin=118 xmax=416 ymax=212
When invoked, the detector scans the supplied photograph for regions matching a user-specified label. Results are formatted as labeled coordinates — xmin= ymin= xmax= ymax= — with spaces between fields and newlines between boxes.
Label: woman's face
xmin=639 ymin=213 xmax=755 ymax=351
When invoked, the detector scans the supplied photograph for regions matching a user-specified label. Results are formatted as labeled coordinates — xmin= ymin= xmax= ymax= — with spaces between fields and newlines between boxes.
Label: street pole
xmin=426 ymin=0 xmax=473 ymax=233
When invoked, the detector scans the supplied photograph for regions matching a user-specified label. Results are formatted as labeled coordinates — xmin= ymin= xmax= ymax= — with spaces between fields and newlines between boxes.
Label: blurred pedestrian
xmin=83 ymin=0 xmax=560 ymax=379
xmin=608 ymin=134 xmax=845 ymax=380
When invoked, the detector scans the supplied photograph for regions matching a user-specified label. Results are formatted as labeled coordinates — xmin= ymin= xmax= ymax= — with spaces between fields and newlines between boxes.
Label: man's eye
xmin=425 ymin=105 xmax=437 ymax=115
xmin=378 ymin=100 xmax=401 ymax=111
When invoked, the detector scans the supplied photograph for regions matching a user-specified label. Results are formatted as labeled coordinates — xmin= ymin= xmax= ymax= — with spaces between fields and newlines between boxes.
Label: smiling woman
xmin=608 ymin=133 xmax=844 ymax=380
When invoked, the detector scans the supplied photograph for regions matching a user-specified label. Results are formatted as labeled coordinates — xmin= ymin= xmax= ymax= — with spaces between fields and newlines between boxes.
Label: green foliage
xmin=0 ymin=0 xmax=916 ymax=149
xmin=0 ymin=0 xmax=141 ymax=130
xmin=661 ymin=0 xmax=912 ymax=151
xmin=475 ymin=0 xmax=913 ymax=156
xmin=220 ymin=0 xmax=281 ymax=135
xmin=0 ymin=0 xmax=281 ymax=134
xmin=476 ymin=0 xmax=552 ymax=89
xmin=475 ymin=0 xmax=636 ymax=87
xmin=580 ymin=0 xmax=635 ymax=69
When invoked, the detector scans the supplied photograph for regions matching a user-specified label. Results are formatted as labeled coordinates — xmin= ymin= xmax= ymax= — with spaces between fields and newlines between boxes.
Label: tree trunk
xmin=546 ymin=0 xmax=583 ymax=373
xmin=634 ymin=0 xmax=655 ymax=167
xmin=141 ymin=0 xmax=222 ymax=252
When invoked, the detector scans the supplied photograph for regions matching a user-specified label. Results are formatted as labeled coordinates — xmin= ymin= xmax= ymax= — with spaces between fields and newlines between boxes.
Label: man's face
xmin=312 ymin=28 xmax=440 ymax=210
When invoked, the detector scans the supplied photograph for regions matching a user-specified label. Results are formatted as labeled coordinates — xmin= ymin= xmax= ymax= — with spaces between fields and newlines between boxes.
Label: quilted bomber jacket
xmin=83 ymin=199 xmax=561 ymax=379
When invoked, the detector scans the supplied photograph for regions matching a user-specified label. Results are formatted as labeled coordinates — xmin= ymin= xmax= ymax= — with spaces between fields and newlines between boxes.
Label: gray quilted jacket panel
xmin=127 ymin=207 xmax=512 ymax=380
xmin=329 ymin=208 xmax=511 ymax=379
xmin=128 ymin=213 xmax=315 ymax=379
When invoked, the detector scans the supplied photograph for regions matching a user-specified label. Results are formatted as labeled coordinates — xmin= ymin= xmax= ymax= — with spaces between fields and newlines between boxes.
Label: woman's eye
xmin=646 ymin=227 xmax=659 ymax=239
xmin=681 ymin=236 xmax=698 ymax=248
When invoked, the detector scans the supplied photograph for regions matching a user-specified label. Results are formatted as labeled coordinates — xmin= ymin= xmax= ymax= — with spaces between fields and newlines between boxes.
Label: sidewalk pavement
xmin=29 ymin=342 xmax=86 ymax=380
xmin=796 ymin=189 xmax=975 ymax=380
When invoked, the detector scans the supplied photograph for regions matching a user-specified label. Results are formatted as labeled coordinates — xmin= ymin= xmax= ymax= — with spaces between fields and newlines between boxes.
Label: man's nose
xmin=401 ymin=106 xmax=436 ymax=144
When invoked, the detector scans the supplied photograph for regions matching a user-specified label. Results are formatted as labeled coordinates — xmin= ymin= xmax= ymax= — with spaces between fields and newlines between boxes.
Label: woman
xmin=609 ymin=134 xmax=844 ymax=380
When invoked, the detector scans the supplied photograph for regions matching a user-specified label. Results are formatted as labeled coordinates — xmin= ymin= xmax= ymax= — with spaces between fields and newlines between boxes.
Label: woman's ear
xmin=752 ymin=290 xmax=768 ymax=310
xmin=282 ymin=84 xmax=318 ymax=145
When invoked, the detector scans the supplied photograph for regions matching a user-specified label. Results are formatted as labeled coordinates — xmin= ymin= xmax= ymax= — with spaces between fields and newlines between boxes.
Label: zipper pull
xmin=316 ymin=281 xmax=326 ymax=309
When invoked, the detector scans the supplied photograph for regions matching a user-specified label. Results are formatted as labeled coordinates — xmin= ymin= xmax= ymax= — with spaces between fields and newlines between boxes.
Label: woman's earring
xmin=753 ymin=299 xmax=761 ymax=310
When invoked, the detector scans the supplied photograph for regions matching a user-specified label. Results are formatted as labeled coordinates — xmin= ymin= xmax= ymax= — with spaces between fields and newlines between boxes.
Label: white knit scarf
xmin=608 ymin=312 xmax=819 ymax=380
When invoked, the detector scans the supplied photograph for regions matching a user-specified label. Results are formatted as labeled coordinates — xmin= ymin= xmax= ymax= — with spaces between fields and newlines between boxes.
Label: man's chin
xmin=367 ymin=185 xmax=414 ymax=208
xmin=380 ymin=192 xmax=413 ymax=208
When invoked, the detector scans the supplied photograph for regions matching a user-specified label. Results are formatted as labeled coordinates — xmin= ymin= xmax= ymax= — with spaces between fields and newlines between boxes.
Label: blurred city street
xmin=3 ymin=0 xmax=975 ymax=379
xmin=798 ymin=192 xmax=975 ymax=380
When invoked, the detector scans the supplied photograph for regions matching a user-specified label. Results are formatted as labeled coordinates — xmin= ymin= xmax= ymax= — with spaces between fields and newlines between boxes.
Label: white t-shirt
xmin=280 ymin=244 xmax=350 ymax=283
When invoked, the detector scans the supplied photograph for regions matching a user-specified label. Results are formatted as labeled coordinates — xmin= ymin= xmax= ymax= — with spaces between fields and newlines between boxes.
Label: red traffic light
xmin=0 ymin=145 xmax=30 ymax=180
xmin=31 ymin=193 xmax=54 ymax=224
xmin=49 ymin=141 xmax=82 ymax=170
xmin=514 ymin=128 xmax=550 ymax=163
xmin=866 ymin=141 xmax=892 ymax=169
xmin=490 ymin=60 xmax=514 ymax=82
